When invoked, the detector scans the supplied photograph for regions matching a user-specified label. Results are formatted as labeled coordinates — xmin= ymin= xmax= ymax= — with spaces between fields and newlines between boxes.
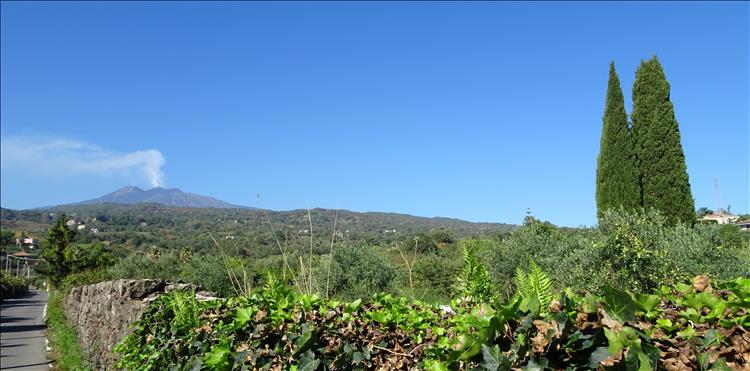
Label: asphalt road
xmin=1 ymin=290 xmax=50 ymax=370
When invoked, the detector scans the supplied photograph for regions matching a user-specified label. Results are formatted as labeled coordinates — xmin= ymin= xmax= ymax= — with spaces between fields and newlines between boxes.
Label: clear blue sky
xmin=1 ymin=2 xmax=748 ymax=227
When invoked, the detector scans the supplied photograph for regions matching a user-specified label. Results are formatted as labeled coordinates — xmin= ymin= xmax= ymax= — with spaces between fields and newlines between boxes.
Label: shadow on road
xmin=0 ymin=299 xmax=48 ymax=308
xmin=0 ymin=316 xmax=32 ymax=324
xmin=0 ymin=324 xmax=46 ymax=333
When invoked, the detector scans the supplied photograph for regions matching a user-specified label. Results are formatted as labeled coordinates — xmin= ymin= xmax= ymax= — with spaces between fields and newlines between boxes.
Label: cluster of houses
xmin=65 ymin=218 xmax=99 ymax=233
xmin=698 ymin=211 xmax=750 ymax=231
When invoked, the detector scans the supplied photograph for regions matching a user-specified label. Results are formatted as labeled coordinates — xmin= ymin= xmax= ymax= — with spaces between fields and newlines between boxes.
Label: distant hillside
xmin=0 ymin=204 xmax=516 ymax=255
xmin=69 ymin=186 xmax=246 ymax=209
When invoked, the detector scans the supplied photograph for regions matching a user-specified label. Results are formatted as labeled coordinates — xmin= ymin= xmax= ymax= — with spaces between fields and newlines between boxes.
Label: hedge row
xmin=0 ymin=273 xmax=29 ymax=299
xmin=115 ymin=276 xmax=750 ymax=370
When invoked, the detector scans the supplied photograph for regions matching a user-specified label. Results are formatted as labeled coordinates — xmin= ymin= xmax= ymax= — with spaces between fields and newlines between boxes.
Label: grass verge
xmin=46 ymin=290 xmax=86 ymax=370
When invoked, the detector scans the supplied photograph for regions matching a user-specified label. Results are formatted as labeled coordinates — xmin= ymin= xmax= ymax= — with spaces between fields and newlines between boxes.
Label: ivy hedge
xmin=115 ymin=276 xmax=750 ymax=370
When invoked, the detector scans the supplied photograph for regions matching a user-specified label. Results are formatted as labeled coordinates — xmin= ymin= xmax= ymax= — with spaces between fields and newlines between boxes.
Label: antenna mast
xmin=714 ymin=178 xmax=723 ymax=213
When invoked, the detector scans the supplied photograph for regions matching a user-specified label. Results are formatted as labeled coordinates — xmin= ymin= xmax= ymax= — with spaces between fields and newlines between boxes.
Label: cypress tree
xmin=596 ymin=62 xmax=641 ymax=217
xmin=631 ymin=56 xmax=695 ymax=225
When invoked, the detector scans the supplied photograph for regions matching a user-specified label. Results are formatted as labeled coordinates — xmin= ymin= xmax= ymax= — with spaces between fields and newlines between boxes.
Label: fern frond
xmin=563 ymin=287 xmax=578 ymax=302
xmin=515 ymin=267 xmax=531 ymax=299
xmin=528 ymin=261 xmax=553 ymax=310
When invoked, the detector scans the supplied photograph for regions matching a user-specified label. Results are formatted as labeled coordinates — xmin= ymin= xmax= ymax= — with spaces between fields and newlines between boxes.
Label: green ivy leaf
xmin=588 ymin=347 xmax=611 ymax=368
xmin=298 ymin=350 xmax=320 ymax=371
xmin=423 ymin=360 xmax=449 ymax=371
xmin=634 ymin=293 xmax=660 ymax=313
xmin=524 ymin=357 xmax=548 ymax=371
xmin=481 ymin=344 xmax=509 ymax=371
xmin=637 ymin=350 xmax=653 ymax=371
xmin=294 ymin=323 xmax=315 ymax=355
xmin=602 ymin=286 xmax=636 ymax=323
xmin=233 ymin=306 xmax=255 ymax=329
xmin=676 ymin=324 xmax=696 ymax=339
xmin=203 ymin=345 xmax=230 ymax=371
xmin=458 ymin=334 xmax=482 ymax=360
xmin=604 ymin=328 xmax=625 ymax=355
xmin=345 ymin=299 xmax=362 ymax=314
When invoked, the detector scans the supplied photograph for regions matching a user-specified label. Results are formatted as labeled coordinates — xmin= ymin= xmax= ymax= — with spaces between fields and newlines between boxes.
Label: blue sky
xmin=1 ymin=2 xmax=748 ymax=227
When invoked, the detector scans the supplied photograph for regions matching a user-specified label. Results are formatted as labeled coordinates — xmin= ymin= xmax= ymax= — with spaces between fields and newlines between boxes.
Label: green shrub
xmin=0 ymin=273 xmax=29 ymax=299
xmin=482 ymin=209 xmax=750 ymax=296
xmin=592 ymin=209 xmax=675 ymax=292
xmin=664 ymin=224 xmax=750 ymax=281
xmin=482 ymin=217 xmax=576 ymax=297
xmin=411 ymin=251 xmax=462 ymax=303
xmin=317 ymin=245 xmax=397 ymax=301
xmin=180 ymin=255 xmax=259 ymax=297
xmin=60 ymin=269 xmax=111 ymax=293
xmin=107 ymin=252 xmax=183 ymax=281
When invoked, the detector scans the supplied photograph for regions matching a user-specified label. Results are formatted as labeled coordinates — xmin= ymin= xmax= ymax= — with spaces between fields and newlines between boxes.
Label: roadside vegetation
xmin=114 ymin=269 xmax=749 ymax=369
xmin=0 ymin=273 xmax=29 ymax=299
xmin=46 ymin=291 xmax=87 ymax=370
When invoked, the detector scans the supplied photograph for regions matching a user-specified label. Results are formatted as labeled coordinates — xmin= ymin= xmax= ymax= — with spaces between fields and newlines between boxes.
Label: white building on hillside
xmin=700 ymin=212 xmax=739 ymax=225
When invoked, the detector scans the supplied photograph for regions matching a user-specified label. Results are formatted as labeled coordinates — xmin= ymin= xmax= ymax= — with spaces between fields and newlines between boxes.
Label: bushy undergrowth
xmin=483 ymin=209 xmax=750 ymax=297
xmin=106 ymin=252 xmax=258 ymax=297
xmin=60 ymin=268 xmax=112 ymax=293
xmin=115 ymin=275 xmax=750 ymax=370
xmin=0 ymin=273 xmax=29 ymax=299
xmin=46 ymin=291 xmax=88 ymax=370
xmin=316 ymin=245 xmax=397 ymax=301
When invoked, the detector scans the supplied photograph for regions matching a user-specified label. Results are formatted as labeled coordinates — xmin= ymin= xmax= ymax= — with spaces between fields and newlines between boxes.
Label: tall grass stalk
xmin=213 ymin=203 xmax=342 ymax=298
xmin=209 ymin=232 xmax=249 ymax=297
xmin=325 ymin=208 xmax=340 ymax=299
xmin=397 ymin=238 xmax=420 ymax=300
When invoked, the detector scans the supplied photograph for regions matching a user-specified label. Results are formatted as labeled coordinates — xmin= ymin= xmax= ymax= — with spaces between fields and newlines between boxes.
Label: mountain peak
xmin=70 ymin=186 xmax=248 ymax=209
xmin=112 ymin=186 xmax=144 ymax=195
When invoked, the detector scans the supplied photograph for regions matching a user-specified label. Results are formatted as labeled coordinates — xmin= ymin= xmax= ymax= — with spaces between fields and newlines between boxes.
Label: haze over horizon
xmin=1 ymin=2 xmax=748 ymax=227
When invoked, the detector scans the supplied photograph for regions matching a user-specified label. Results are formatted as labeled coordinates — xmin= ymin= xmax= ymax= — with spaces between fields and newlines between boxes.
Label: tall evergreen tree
xmin=40 ymin=213 xmax=77 ymax=286
xmin=631 ymin=56 xmax=695 ymax=225
xmin=596 ymin=62 xmax=641 ymax=217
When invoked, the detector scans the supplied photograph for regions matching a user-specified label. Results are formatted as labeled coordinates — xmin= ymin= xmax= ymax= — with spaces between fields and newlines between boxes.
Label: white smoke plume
xmin=1 ymin=136 xmax=166 ymax=187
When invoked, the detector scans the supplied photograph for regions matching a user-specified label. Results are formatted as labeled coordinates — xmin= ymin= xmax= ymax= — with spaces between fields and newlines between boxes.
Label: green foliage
xmin=46 ymin=291 xmax=88 ymax=370
xmin=0 ymin=273 xmax=29 ymax=298
xmin=596 ymin=62 xmax=641 ymax=217
xmin=456 ymin=238 xmax=493 ymax=303
xmin=3 ymin=204 xmax=511 ymax=256
xmin=115 ymin=276 xmax=750 ymax=370
xmin=483 ymin=217 xmax=574 ymax=297
xmin=483 ymin=209 xmax=749 ymax=297
xmin=0 ymin=229 xmax=14 ymax=247
xmin=412 ymin=252 xmax=462 ymax=303
xmin=632 ymin=56 xmax=695 ymax=225
xmin=114 ymin=289 xmax=203 ymax=371
xmin=180 ymin=255 xmax=260 ymax=297
xmin=36 ymin=214 xmax=114 ymax=288
xmin=60 ymin=269 xmax=111 ymax=293
xmin=107 ymin=252 xmax=257 ymax=297
xmin=64 ymin=242 xmax=116 ymax=275
xmin=317 ymin=245 xmax=397 ymax=301
xmin=40 ymin=213 xmax=77 ymax=286
xmin=514 ymin=261 xmax=553 ymax=314
xmin=107 ymin=252 xmax=182 ymax=281
xmin=594 ymin=209 xmax=673 ymax=292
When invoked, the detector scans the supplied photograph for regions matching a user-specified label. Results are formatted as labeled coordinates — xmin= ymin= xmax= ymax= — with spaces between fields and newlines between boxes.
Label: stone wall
xmin=63 ymin=279 xmax=212 ymax=369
